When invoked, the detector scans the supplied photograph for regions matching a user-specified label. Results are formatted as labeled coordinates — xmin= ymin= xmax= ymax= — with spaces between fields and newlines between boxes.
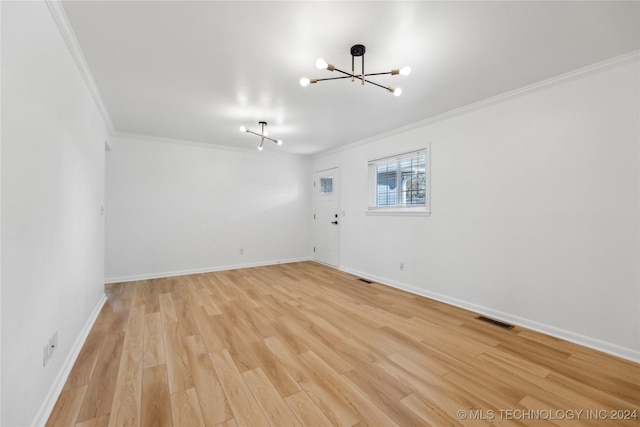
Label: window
xmin=319 ymin=176 xmax=334 ymax=194
xmin=367 ymin=148 xmax=429 ymax=214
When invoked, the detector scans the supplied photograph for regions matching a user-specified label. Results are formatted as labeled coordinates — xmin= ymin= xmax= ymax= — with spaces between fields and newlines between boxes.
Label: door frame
xmin=313 ymin=167 xmax=340 ymax=267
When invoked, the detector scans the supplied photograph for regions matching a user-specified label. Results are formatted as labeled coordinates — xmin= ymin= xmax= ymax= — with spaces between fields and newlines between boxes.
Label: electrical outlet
xmin=400 ymin=262 xmax=405 ymax=271
xmin=43 ymin=331 xmax=58 ymax=367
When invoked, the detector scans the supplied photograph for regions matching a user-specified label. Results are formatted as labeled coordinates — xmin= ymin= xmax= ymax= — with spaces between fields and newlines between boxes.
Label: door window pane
xmin=320 ymin=176 xmax=333 ymax=194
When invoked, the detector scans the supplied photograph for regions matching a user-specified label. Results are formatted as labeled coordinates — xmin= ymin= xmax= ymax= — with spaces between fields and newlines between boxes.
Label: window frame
xmin=366 ymin=146 xmax=430 ymax=216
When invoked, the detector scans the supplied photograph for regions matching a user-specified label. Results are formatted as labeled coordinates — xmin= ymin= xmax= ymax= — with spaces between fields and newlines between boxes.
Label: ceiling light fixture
xmin=300 ymin=44 xmax=410 ymax=96
xmin=239 ymin=121 xmax=283 ymax=150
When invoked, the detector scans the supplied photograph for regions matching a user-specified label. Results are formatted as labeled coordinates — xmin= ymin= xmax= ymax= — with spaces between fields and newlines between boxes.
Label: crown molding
xmin=111 ymin=131 xmax=309 ymax=159
xmin=314 ymin=50 xmax=640 ymax=160
xmin=45 ymin=0 xmax=115 ymax=134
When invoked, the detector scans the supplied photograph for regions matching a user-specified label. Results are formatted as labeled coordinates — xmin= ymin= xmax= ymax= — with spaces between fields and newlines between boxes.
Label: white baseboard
xmin=339 ymin=266 xmax=640 ymax=364
xmin=104 ymin=257 xmax=313 ymax=284
xmin=31 ymin=294 xmax=107 ymax=427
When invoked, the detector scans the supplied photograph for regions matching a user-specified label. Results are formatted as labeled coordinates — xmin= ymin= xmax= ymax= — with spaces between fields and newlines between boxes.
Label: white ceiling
xmin=61 ymin=1 xmax=640 ymax=155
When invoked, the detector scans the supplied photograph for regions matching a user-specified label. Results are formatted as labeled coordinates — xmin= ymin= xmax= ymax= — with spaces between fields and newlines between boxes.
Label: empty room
xmin=1 ymin=1 xmax=639 ymax=426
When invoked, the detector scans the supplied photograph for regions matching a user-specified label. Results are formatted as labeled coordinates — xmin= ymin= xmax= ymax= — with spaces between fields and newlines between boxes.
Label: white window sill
xmin=365 ymin=207 xmax=431 ymax=216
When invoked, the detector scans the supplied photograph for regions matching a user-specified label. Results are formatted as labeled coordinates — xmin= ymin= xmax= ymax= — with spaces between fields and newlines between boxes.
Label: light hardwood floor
xmin=47 ymin=261 xmax=639 ymax=426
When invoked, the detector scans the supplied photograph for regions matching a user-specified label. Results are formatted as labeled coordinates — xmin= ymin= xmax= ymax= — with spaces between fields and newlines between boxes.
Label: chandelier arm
xmin=315 ymin=75 xmax=395 ymax=92
xmin=263 ymin=135 xmax=280 ymax=144
xmin=319 ymin=69 xmax=396 ymax=81
xmin=363 ymin=71 xmax=394 ymax=77
xmin=317 ymin=67 xmax=365 ymax=82
xmin=333 ymin=67 xmax=356 ymax=77
xmin=316 ymin=75 xmax=356 ymax=82
xmin=245 ymin=129 xmax=264 ymax=138
xmin=316 ymin=67 xmax=392 ymax=82
xmin=362 ymin=78 xmax=393 ymax=91
xmin=246 ymin=129 xmax=280 ymax=144
xmin=352 ymin=55 xmax=357 ymax=82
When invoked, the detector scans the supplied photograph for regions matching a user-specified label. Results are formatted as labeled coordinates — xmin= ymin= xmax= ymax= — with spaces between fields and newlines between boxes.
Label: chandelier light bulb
xmin=393 ymin=87 xmax=402 ymax=97
xmin=239 ymin=125 xmax=247 ymax=132
xmin=258 ymin=144 xmax=264 ymax=151
xmin=315 ymin=58 xmax=328 ymax=69
xmin=300 ymin=77 xmax=310 ymax=87
xmin=399 ymin=66 xmax=411 ymax=76
xmin=277 ymin=140 xmax=283 ymax=146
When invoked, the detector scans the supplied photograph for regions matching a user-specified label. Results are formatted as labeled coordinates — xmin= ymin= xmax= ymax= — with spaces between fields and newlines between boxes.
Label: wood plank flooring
xmin=47 ymin=262 xmax=640 ymax=426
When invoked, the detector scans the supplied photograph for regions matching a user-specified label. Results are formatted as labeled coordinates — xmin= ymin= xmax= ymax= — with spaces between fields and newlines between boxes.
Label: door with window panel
xmin=314 ymin=168 xmax=340 ymax=266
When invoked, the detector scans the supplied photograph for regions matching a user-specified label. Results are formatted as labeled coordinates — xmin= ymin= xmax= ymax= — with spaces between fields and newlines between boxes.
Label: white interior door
xmin=314 ymin=168 xmax=340 ymax=266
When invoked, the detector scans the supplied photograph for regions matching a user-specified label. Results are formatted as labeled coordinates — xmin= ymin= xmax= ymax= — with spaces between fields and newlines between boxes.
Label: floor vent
xmin=358 ymin=278 xmax=373 ymax=284
xmin=476 ymin=316 xmax=514 ymax=330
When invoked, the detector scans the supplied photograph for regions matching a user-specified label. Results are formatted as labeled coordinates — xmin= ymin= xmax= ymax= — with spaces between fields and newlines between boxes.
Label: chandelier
xmin=239 ymin=121 xmax=282 ymax=150
xmin=300 ymin=44 xmax=410 ymax=96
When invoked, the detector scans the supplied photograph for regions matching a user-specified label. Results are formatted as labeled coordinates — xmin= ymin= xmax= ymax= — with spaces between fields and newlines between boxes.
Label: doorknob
xmin=331 ymin=221 xmax=339 ymax=225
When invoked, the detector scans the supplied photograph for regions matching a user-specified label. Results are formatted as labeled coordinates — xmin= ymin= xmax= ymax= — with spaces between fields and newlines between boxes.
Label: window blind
xmin=368 ymin=149 xmax=428 ymax=211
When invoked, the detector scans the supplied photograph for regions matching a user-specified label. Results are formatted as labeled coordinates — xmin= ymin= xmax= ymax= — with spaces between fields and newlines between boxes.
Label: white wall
xmin=1 ymin=2 xmax=107 ymax=426
xmin=105 ymin=136 xmax=312 ymax=282
xmin=313 ymin=57 xmax=640 ymax=361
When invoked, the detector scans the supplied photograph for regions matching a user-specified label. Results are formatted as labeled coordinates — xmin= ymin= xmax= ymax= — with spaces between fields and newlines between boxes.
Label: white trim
xmin=45 ymin=0 xmax=115 ymax=133
xmin=338 ymin=265 xmax=640 ymax=364
xmin=111 ymin=131 xmax=308 ymax=159
xmin=365 ymin=209 xmax=431 ymax=217
xmin=104 ymin=257 xmax=312 ymax=284
xmin=314 ymin=50 xmax=640 ymax=160
xmin=31 ymin=294 xmax=107 ymax=427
